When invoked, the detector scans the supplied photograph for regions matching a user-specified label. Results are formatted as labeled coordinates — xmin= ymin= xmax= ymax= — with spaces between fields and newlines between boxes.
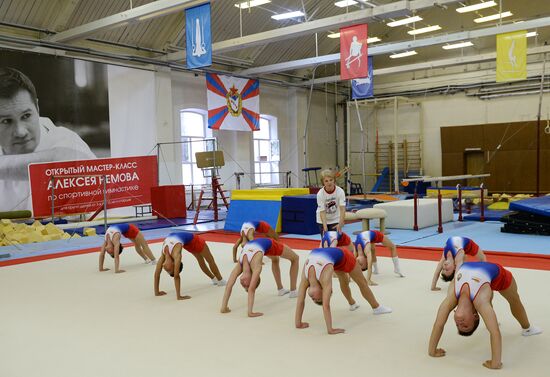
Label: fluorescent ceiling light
xmin=387 ymin=16 xmax=423 ymax=27
xmin=234 ymin=0 xmax=271 ymax=9
xmin=408 ymin=25 xmax=442 ymax=35
xmin=390 ymin=50 xmax=417 ymax=59
xmin=474 ymin=11 xmax=513 ymax=23
xmin=527 ymin=31 xmax=538 ymax=37
xmin=271 ymin=11 xmax=304 ymax=20
xmin=442 ymin=41 xmax=474 ymax=50
xmin=327 ymin=33 xmax=381 ymax=43
xmin=334 ymin=0 xmax=358 ymax=7
xmin=456 ymin=1 xmax=497 ymax=13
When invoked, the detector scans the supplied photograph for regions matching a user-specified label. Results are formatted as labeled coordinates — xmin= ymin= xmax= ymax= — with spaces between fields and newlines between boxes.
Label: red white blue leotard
xmin=455 ymin=262 xmax=513 ymax=300
xmin=444 ymin=236 xmax=479 ymax=258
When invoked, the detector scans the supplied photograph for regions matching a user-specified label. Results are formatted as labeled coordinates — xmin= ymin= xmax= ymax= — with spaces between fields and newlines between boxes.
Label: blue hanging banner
xmin=186 ymin=2 xmax=212 ymax=69
xmin=351 ymin=57 xmax=374 ymax=99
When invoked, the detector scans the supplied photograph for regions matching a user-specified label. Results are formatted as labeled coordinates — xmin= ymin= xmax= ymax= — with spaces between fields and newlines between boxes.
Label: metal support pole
xmin=103 ymin=175 xmax=107 ymax=232
xmin=212 ymin=171 xmax=219 ymax=222
xmin=437 ymin=188 xmax=443 ymax=233
xmin=51 ymin=176 xmax=55 ymax=223
xmin=393 ymin=97 xmax=399 ymax=193
xmin=156 ymin=143 xmax=160 ymax=185
xmin=286 ymin=171 xmax=291 ymax=188
xmin=413 ymin=182 xmax=419 ymax=231
xmin=536 ymin=52 xmax=547 ymax=196
xmin=457 ymin=184 xmax=463 ymax=222
xmin=346 ymin=101 xmax=352 ymax=195
xmin=354 ymin=100 xmax=367 ymax=194
xmin=480 ymin=183 xmax=485 ymax=222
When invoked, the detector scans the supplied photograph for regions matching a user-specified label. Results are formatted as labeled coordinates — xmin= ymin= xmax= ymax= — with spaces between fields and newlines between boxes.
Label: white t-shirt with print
xmin=316 ymin=186 xmax=346 ymax=224
xmin=0 ymin=117 xmax=96 ymax=211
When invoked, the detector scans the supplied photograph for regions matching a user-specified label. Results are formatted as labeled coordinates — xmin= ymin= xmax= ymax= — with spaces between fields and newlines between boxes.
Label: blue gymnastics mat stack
xmin=501 ymin=196 xmax=550 ymax=236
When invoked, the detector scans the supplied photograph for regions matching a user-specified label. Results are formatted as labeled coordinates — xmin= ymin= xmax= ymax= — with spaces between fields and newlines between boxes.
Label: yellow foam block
xmin=231 ymin=188 xmax=309 ymax=201
xmin=13 ymin=223 xmax=27 ymax=232
xmin=71 ymin=233 xmax=81 ymax=239
xmin=61 ymin=233 xmax=71 ymax=240
xmin=83 ymin=228 xmax=97 ymax=236
xmin=0 ymin=219 xmax=12 ymax=225
xmin=44 ymin=223 xmax=63 ymax=235
xmin=10 ymin=232 xmax=29 ymax=244
xmin=488 ymin=201 xmax=510 ymax=210
xmin=28 ymin=232 xmax=45 ymax=243
xmin=49 ymin=233 xmax=62 ymax=241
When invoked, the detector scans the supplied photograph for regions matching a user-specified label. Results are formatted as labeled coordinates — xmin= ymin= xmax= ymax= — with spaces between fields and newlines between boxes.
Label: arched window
xmin=253 ymin=115 xmax=280 ymax=185
xmin=180 ymin=109 xmax=214 ymax=185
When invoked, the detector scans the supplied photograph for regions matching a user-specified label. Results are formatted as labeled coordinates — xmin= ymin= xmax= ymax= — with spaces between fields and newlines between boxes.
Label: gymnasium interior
xmin=1 ymin=1 xmax=549 ymax=376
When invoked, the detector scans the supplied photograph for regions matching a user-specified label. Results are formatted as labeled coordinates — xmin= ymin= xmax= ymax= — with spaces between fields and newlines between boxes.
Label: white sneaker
xmin=288 ymin=290 xmax=298 ymax=298
xmin=522 ymin=326 xmax=543 ymax=336
xmin=394 ymin=269 xmax=405 ymax=277
xmin=216 ymin=279 xmax=227 ymax=286
xmin=349 ymin=303 xmax=360 ymax=311
xmin=373 ymin=305 xmax=392 ymax=315
xmin=278 ymin=288 xmax=290 ymax=296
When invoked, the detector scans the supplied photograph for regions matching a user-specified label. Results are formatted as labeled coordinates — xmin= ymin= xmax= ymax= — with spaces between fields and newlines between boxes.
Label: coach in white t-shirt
xmin=0 ymin=67 xmax=96 ymax=212
xmin=316 ymin=169 xmax=346 ymax=235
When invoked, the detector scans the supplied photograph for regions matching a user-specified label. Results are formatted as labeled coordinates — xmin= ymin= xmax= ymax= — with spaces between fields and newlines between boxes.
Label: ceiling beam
xmin=302 ymin=45 xmax=550 ymax=85
xmin=238 ymin=16 xmax=550 ymax=76
xmin=48 ymin=0 xmax=81 ymax=32
xmin=164 ymin=0 xmax=464 ymax=61
xmin=48 ymin=0 xmax=212 ymax=43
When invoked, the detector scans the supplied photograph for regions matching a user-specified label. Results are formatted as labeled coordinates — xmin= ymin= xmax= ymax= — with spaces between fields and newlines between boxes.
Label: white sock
xmin=211 ymin=278 xmax=218 ymax=285
xmin=349 ymin=303 xmax=360 ymax=311
xmin=278 ymin=288 xmax=290 ymax=296
xmin=373 ymin=304 xmax=392 ymax=315
xmin=288 ymin=290 xmax=298 ymax=298
xmin=372 ymin=263 xmax=379 ymax=275
xmin=392 ymin=257 xmax=404 ymax=277
xmin=216 ymin=279 xmax=227 ymax=286
xmin=522 ymin=325 xmax=543 ymax=336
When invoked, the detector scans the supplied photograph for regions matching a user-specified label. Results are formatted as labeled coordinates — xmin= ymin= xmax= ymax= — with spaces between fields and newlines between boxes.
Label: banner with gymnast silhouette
xmin=351 ymin=57 xmax=374 ymax=99
xmin=340 ymin=23 xmax=368 ymax=80
xmin=186 ymin=2 xmax=212 ymax=69
xmin=206 ymin=73 xmax=260 ymax=132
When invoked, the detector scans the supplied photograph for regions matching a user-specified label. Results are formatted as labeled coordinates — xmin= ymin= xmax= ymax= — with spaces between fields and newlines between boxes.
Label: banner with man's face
xmin=0 ymin=50 xmax=110 ymax=212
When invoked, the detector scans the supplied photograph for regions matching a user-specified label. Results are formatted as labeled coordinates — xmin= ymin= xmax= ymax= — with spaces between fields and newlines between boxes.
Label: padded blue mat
xmin=509 ymin=196 xmax=550 ymax=217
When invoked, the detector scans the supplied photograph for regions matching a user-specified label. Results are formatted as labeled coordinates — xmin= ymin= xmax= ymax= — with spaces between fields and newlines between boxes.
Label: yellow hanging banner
xmin=496 ymin=30 xmax=527 ymax=82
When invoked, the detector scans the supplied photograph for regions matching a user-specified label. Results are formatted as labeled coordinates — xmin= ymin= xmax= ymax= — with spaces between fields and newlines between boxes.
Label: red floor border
xmin=2 ymin=231 xmax=550 ymax=271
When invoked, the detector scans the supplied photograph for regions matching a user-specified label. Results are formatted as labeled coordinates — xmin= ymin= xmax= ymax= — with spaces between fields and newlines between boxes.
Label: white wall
xmin=169 ymin=71 xmax=343 ymax=190
xmin=366 ymin=92 xmax=550 ymax=178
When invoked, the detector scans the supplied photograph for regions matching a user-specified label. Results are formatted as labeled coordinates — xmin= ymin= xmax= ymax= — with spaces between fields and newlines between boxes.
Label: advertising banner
xmin=29 ymin=156 xmax=157 ymax=217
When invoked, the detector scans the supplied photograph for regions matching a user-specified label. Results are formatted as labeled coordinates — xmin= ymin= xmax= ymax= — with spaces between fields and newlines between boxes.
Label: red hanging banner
xmin=340 ymin=24 xmax=369 ymax=80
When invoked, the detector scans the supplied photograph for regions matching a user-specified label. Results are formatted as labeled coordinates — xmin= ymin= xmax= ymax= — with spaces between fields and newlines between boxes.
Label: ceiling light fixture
xmin=387 ymin=16 xmax=423 ymax=27
xmin=474 ymin=11 xmax=513 ymax=23
xmin=234 ymin=0 xmax=271 ymax=9
xmin=327 ymin=33 xmax=381 ymax=43
xmin=527 ymin=31 xmax=538 ymax=37
xmin=408 ymin=25 xmax=442 ymax=35
xmin=390 ymin=50 xmax=418 ymax=59
xmin=456 ymin=1 xmax=497 ymax=13
xmin=271 ymin=11 xmax=304 ymax=20
xmin=334 ymin=0 xmax=358 ymax=7
xmin=442 ymin=41 xmax=474 ymax=50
